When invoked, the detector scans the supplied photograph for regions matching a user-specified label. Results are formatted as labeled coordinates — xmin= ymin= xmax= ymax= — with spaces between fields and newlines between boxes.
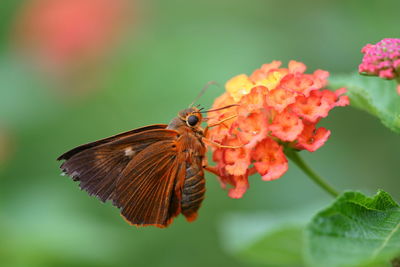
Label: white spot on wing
xmin=124 ymin=147 xmax=135 ymax=157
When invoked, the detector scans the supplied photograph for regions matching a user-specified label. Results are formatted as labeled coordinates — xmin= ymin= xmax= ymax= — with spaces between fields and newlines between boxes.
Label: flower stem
xmin=286 ymin=150 xmax=339 ymax=198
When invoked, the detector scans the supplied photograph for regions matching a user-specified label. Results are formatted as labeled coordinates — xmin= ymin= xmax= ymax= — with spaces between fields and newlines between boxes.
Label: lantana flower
xmin=359 ymin=38 xmax=400 ymax=94
xmin=207 ymin=61 xmax=349 ymax=198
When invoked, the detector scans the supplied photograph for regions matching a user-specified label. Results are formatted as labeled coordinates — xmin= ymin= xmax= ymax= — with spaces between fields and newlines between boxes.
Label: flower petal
xmin=290 ymin=91 xmax=330 ymax=122
xmin=250 ymin=60 xmax=282 ymax=83
xmin=291 ymin=88 xmax=348 ymax=123
xmin=279 ymin=73 xmax=316 ymax=96
xmin=225 ymin=74 xmax=254 ymax=101
xmin=288 ymin=60 xmax=306 ymax=74
xmin=251 ymin=138 xmax=288 ymax=181
xmin=260 ymin=60 xmax=282 ymax=73
xmin=295 ymin=122 xmax=331 ymax=152
xmin=207 ymin=92 xmax=237 ymax=143
xmin=265 ymin=87 xmax=297 ymax=113
xmin=237 ymin=86 xmax=267 ymax=116
xmin=313 ymin=70 xmax=329 ymax=87
xmin=227 ymin=175 xmax=249 ymax=199
xmin=222 ymin=137 xmax=250 ymax=176
xmin=234 ymin=111 xmax=269 ymax=148
xmin=269 ymin=110 xmax=304 ymax=142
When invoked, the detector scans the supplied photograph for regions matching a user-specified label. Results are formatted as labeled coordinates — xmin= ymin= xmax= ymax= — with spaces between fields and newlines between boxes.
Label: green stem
xmin=286 ymin=150 xmax=339 ymax=198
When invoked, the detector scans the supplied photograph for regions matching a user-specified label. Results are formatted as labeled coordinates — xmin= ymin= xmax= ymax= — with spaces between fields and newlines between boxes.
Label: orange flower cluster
xmin=207 ymin=61 xmax=349 ymax=198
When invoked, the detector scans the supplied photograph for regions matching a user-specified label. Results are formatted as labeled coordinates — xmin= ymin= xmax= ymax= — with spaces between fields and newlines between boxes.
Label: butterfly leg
xmin=203 ymin=165 xmax=219 ymax=176
xmin=203 ymin=161 xmax=257 ymax=176
xmin=202 ymin=138 xmax=243 ymax=149
xmin=203 ymin=164 xmax=234 ymax=191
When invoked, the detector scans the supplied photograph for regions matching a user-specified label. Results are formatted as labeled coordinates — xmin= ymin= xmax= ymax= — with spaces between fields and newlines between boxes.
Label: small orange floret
xmin=265 ymin=87 xmax=297 ymax=112
xmin=207 ymin=92 xmax=236 ymax=143
xmin=252 ymin=138 xmax=288 ymax=181
xmin=222 ymin=137 xmax=249 ymax=176
xmin=234 ymin=111 xmax=268 ymax=147
xmin=226 ymin=174 xmax=249 ymax=199
xmin=279 ymin=74 xmax=315 ymax=96
xmin=295 ymin=122 xmax=331 ymax=152
xmin=237 ymin=86 xmax=267 ymax=116
xmin=206 ymin=61 xmax=349 ymax=198
xmin=288 ymin=60 xmax=307 ymax=74
xmin=225 ymin=74 xmax=254 ymax=102
xmin=269 ymin=110 xmax=303 ymax=142
xmin=291 ymin=88 xmax=349 ymax=122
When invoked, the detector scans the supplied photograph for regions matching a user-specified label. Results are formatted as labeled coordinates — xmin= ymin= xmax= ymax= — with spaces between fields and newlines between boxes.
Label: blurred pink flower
xmin=14 ymin=0 xmax=132 ymax=71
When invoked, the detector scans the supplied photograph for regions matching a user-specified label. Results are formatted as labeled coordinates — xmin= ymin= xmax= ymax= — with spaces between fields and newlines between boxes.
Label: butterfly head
xmin=178 ymin=107 xmax=203 ymax=128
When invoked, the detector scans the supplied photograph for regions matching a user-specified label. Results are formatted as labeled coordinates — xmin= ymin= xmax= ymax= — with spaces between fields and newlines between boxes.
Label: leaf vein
xmin=371 ymin=220 xmax=400 ymax=259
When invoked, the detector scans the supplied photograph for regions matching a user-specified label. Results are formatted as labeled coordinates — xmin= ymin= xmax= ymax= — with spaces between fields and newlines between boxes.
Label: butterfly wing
xmin=57 ymin=125 xmax=181 ymax=205
xmin=57 ymin=124 xmax=167 ymax=161
xmin=114 ymin=139 xmax=186 ymax=227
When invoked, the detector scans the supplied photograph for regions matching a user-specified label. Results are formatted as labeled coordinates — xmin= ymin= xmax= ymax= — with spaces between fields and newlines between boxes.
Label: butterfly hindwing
xmin=115 ymin=140 xmax=186 ymax=227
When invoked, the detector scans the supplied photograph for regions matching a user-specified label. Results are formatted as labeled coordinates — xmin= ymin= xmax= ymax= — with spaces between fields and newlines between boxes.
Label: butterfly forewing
xmin=57 ymin=124 xmax=168 ymax=161
xmin=59 ymin=127 xmax=180 ymax=208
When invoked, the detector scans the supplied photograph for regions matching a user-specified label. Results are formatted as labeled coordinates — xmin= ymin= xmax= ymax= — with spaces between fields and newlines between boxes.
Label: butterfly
xmin=57 ymin=104 xmax=237 ymax=228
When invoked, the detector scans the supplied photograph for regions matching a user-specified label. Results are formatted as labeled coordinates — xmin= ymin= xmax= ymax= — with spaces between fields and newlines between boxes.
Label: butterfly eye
xmin=187 ymin=115 xmax=199 ymax=126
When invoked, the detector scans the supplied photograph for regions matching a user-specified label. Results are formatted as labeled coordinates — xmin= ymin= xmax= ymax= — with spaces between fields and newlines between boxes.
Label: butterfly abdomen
xmin=181 ymin=162 xmax=205 ymax=221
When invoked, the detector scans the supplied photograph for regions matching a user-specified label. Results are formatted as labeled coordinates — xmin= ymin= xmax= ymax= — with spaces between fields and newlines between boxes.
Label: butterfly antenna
xmin=198 ymin=104 xmax=239 ymax=113
xmin=189 ymin=81 xmax=223 ymax=107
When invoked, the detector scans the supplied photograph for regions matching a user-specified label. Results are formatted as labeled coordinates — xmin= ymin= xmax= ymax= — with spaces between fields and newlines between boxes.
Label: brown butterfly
xmin=57 ymin=104 xmax=237 ymax=228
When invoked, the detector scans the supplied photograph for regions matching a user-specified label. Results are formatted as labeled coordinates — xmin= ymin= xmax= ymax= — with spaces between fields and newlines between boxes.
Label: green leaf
xmin=329 ymin=73 xmax=400 ymax=134
xmin=306 ymin=190 xmax=400 ymax=267
xmin=219 ymin=207 xmax=319 ymax=267
xmin=238 ymin=226 xmax=304 ymax=266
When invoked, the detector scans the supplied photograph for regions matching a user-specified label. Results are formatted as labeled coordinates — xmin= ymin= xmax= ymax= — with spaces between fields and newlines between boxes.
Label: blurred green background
xmin=0 ymin=0 xmax=399 ymax=266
